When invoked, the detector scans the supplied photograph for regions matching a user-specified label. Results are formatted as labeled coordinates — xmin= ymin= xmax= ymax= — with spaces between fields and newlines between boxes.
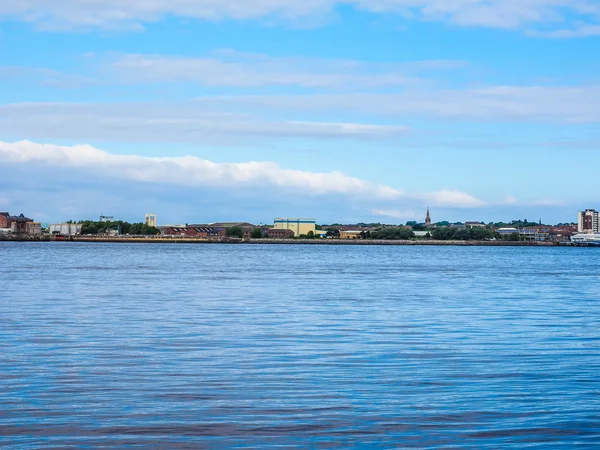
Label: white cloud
xmin=0 ymin=140 xmax=403 ymax=200
xmin=1 ymin=0 xmax=598 ymax=34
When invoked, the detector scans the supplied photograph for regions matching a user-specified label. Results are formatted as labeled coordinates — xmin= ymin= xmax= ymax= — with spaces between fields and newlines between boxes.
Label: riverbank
xmin=0 ymin=235 xmax=572 ymax=246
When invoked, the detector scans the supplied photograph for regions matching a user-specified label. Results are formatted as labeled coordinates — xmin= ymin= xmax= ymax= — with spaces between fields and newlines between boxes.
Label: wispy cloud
xmin=106 ymin=51 xmax=462 ymax=89
xmin=529 ymin=24 xmax=600 ymax=38
xmin=0 ymin=102 xmax=410 ymax=144
xmin=1 ymin=0 xmax=599 ymax=35
xmin=371 ymin=209 xmax=420 ymax=220
xmin=419 ymin=189 xmax=487 ymax=208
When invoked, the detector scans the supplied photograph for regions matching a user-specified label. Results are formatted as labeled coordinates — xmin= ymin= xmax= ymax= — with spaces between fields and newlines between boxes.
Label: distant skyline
xmin=1 ymin=1 xmax=599 ymax=224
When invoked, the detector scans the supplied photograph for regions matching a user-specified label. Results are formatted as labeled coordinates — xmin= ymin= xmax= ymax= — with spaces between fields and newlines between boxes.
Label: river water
xmin=1 ymin=242 xmax=599 ymax=448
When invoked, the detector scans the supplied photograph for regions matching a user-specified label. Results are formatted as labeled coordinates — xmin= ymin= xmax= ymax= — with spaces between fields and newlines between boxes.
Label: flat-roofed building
xmin=273 ymin=218 xmax=316 ymax=237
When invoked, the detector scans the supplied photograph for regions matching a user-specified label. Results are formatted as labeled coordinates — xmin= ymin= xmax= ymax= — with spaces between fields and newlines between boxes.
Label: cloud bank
xmin=0 ymin=140 xmax=402 ymax=200
xmin=0 ymin=140 xmax=487 ymax=209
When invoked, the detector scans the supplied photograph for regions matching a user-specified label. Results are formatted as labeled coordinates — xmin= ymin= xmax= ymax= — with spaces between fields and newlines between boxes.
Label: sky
xmin=0 ymin=1 xmax=599 ymax=225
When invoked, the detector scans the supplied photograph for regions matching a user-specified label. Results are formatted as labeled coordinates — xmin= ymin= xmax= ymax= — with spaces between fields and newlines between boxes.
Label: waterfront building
xmin=49 ymin=224 xmax=82 ymax=236
xmin=26 ymin=222 xmax=42 ymax=236
xmin=571 ymin=233 xmax=600 ymax=246
xmin=9 ymin=214 xmax=34 ymax=234
xmin=339 ymin=230 xmax=362 ymax=239
xmin=145 ymin=213 xmax=157 ymax=228
xmin=578 ymin=209 xmax=599 ymax=234
xmin=273 ymin=218 xmax=316 ymax=237
xmin=425 ymin=208 xmax=432 ymax=227
xmin=1 ymin=212 xmax=35 ymax=233
xmin=0 ymin=212 xmax=10 ymax=229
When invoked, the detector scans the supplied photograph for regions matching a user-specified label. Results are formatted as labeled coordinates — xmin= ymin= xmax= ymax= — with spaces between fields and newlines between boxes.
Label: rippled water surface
xmin=1 ymin=242 xmax=600 ymax=448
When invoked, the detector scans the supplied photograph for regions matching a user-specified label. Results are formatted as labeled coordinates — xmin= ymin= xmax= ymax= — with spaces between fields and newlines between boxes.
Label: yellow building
xmin=273 ymin=218 xmax=316 ymax=237
xmin=339 ymin=230 xmax=362 ymax=239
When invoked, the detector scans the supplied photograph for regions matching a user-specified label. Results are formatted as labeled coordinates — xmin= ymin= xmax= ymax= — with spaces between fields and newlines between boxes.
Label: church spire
xmin=425 ymin=207 xmax=431 ymax=226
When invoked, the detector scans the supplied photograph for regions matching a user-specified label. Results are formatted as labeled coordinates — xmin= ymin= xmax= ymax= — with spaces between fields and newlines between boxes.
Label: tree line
xmin=79 ymin=220 xmax=160 ymax=235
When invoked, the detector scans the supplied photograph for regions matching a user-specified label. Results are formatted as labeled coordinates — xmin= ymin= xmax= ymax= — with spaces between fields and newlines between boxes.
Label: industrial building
xmin=49 ymin=224 xmax=82 ymax=236
xmin=578 ymin=209 xmax=599 ymax=234
xmin=160 ymin=226 xmax=227 ymax=239
xmin=273 ymin=218 xmax=316 ymax=237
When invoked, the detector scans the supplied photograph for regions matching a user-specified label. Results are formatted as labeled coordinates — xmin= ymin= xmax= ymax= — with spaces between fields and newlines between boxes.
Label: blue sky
xmin=0 ymin=1 xmax=599 ymax=225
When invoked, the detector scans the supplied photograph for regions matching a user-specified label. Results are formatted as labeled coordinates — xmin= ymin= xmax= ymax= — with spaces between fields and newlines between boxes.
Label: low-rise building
xmin=340 ymin=230 xmax=362 ymax=239
xmin=571 ymin=233 xmax=600 ymax=246
xmin=465 ymin=222 xmax=486 ymax=229
xmin=9 ymin=214 xmax=34 ymax=234
xmin=26 ymin=222 xmax=42 ymax=235
xmin=160 ymin=226 xmax=226 ymax=239
xmin=265 ymin=228 xmax=294 ymax=239
xmin=497 ymin=227 xmax=519 ymax=235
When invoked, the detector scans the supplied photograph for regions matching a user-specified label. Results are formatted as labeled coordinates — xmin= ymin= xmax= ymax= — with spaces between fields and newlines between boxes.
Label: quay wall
xmin=0 ymin=235 xmax=569 ymax=246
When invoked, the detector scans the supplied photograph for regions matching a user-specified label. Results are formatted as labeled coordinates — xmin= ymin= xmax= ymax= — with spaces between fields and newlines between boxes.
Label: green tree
xmin=371 ymin=227 xmax=415 ymax=240
xmin=251 ymin=228 xmax=263 ymax=239
xmin=306 ymin=231 xmax=315 ymax=239
xmin=326 ymin=229 xmax=340 ymax=238
xmin=227 ymin=226 xmax=244 ymax=238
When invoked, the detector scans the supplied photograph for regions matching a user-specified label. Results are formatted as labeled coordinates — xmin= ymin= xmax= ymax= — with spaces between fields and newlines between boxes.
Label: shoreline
xmin=0 ymin=236 xmax=575 ymax=246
